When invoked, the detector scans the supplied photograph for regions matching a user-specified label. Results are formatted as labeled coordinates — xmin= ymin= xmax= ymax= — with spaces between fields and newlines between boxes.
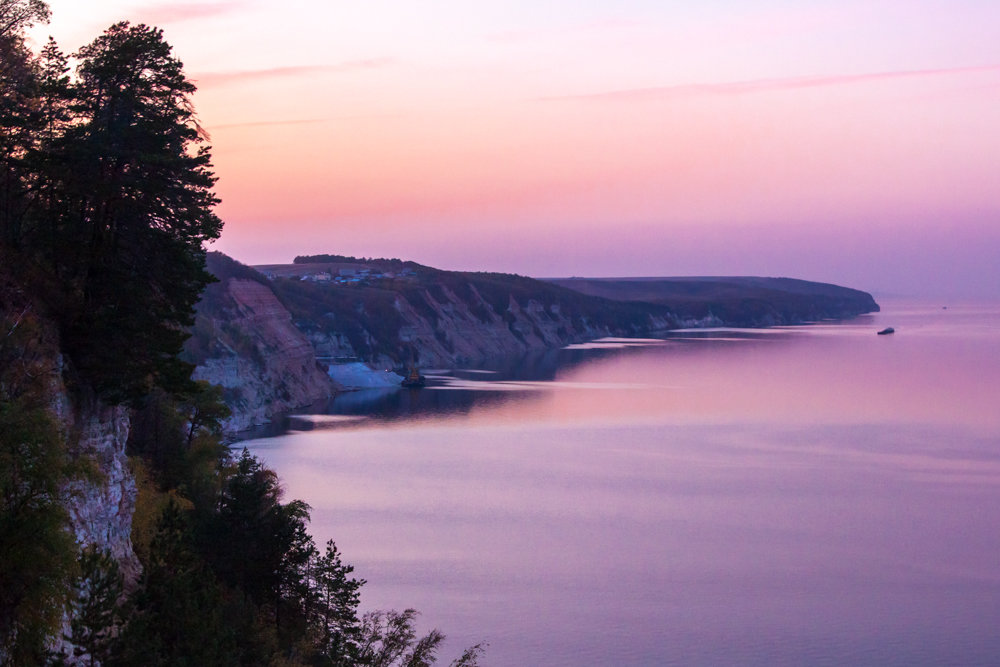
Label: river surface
xmin=241 ymin=300 xmax=1000 ymax=666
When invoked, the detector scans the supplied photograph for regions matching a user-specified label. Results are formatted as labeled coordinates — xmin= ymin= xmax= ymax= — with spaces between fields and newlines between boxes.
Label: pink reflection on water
xmin=447 ymin=302 xmax=1000 ymax=431
xmin=244 ymin=301 xmax=1000 ymax=665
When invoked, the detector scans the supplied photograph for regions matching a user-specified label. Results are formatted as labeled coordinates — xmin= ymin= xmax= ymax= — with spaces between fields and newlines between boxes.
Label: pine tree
xmin=0 ymin=21 xmax=39 ymax=248
xmin=63 ymin=548 xmax=124 ymax=667
xmin=46 ymin=22 xmax=223 ymax=402
xmin=311 ymin=540 xmax=365 ymax=664
xmin=109 ymin=500 xmax=241 ymax=666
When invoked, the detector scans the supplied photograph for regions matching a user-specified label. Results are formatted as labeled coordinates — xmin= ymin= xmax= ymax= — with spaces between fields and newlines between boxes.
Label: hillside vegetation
xmin=546 ymin=276 xmax=880 ymax=326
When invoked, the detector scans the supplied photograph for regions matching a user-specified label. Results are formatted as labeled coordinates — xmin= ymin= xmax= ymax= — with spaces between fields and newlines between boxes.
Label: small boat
xmin=401 ymin=366 xmax=426 ymax=387
xmin=877 ymin=327 xmax=895 ymax=335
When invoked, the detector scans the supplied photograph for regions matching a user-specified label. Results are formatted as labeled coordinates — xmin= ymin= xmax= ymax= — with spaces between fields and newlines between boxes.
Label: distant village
xmin=254 ymin=262 xmax=419 ymax=286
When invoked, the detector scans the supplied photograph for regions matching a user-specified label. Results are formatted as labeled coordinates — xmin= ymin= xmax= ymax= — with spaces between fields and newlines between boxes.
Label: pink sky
xmin=30 ymin=1 xmax=1000 ymax=298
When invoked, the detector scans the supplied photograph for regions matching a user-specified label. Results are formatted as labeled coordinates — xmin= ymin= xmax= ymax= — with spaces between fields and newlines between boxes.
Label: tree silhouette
xmin=42 ymin=22 xmax=223 ymax=402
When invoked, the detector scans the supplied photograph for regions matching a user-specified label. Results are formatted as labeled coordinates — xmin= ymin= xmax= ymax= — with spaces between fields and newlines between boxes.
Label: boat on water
xmin=401 ymin=366 xmax=426 ymax=387
xmin=877 ymin=327 xmax=895 ymax=335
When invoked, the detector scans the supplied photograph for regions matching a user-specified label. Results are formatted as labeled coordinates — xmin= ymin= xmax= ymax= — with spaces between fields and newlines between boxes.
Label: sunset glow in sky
xmin=30 ymin=1 xmax=1000 ymax=297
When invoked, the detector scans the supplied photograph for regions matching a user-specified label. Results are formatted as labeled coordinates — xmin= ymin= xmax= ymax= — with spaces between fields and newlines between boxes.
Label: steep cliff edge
xmin=266 ymin=259 xmax=676 ymax=368
xmin=1 ymin=272 xmax=139 ymax=582
xmin=56 ymin=394 xmax=140 ymax=585
xmin=1 ymin=274 xmax=139 ymax=661
xmin=185 ymin=258 xmax=334 ymax=432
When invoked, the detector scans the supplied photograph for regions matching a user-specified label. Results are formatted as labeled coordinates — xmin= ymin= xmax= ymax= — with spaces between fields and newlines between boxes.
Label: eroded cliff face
xmin=56 ymin=393 xmax=140 ymax=585
xmin=49 ymin=387 xmax=139 ymax=663
xmin=188 ymin=258 xmax=677 ymax=430
xmin=0 ymin=280 xmax=140 ymax=586
xmin=191 ymin=278 xmax=334 ymax=432
xmin=385 ymin=287 xmax=668 ymax=367
xmin=0 ymin=282 xmax=139 ymax=662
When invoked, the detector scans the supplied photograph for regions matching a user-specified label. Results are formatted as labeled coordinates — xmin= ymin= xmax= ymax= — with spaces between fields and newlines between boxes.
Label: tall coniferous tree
xmin=0 ymin=14 xmax=40 ymax=248
xmin=47 ymin=22 xmax=222 ymax=402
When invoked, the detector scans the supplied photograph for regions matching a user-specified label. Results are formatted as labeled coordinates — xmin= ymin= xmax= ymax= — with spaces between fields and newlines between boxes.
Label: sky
xmin=28 ymin=1 xmax=1000 ymax=298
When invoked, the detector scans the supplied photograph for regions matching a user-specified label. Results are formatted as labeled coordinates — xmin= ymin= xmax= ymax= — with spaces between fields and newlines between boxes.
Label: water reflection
xmin=252 ymin=302 xmax=1000 ymax=438
xmin=251 ymin=328 xmax=808 ymax=439
xmin=240 ymin=301 xmax=1000 ymax=666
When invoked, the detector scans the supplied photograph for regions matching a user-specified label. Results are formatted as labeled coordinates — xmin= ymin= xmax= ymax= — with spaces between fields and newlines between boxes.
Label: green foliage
xmin=128 ymin=458 xmax=192 ymax=565
xmin=309 ymin=540 xmax=365 ymax=664
xmin=123 ymin=440 xmax=481 ymax=666
xmin=0 ymin=306 xmax=78 ymax=665
xmin=1 ymin=18 xmax=223 ymax=404
xmin=62 ymin=547 xmax=124 ymax=667
xmin=127 ymin=382 xmax=229 ymax=494
xmin=356 ymin=609 xmax=485 ymax=667
xmin=109 ymin=500 xmax=249 ymax=667
xmin=0 ymin=398 xmax=77 ymax=665
xmin=202 ymin=450 xmax=313 ymax=609
xmin=50 ymin=22 xmax=222 ymax=402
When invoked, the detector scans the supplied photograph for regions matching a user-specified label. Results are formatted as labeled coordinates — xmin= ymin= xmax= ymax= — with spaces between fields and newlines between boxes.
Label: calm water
xmin=242 ymin=300 xmax=1000 ymax=666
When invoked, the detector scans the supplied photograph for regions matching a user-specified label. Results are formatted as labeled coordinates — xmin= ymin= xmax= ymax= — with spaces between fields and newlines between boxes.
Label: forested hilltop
xmin=0 ymin=3 xmax=481 ymax=664
xmin=546 ymin=276 xmax=880 ymax=325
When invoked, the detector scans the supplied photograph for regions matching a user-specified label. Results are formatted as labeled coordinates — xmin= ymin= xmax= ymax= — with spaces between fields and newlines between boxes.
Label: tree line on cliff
xmin=0 ymin=2 xmax=482 ymax=664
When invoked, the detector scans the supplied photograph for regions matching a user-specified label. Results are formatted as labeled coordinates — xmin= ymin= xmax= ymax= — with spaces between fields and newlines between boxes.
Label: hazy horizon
xmin=32 ymin=1 xmax=1000 ymax=300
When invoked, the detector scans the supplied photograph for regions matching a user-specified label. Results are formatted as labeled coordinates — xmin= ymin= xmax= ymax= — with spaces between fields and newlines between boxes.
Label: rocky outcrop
xmin=0 ymin=279 xmax=139 ymax=662
xmin=191 ymin=278 xmax=334 ymax=432
xmin=384 ymin=287 xmax=673 ymax=367
xmin=49 ymin=388 xmax=139 ymax=663
xmin=0 ymin=277 xmax=140 ymax=586
xmin=57 ymin=394 xmax=140 ymax=585
xmin=391 ymin=288 xmax=605 ymax=367
xmin=188 ymin=255 xmax=681 ymax=430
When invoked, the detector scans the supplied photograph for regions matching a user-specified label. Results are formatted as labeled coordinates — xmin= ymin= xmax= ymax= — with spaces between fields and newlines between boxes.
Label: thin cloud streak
xmin=545 ymin=65 xmax=1000 ymax=101
xmin=210 ymin=118 xmax=327 ymax=130
xmin=193 ymin=58 xmax=395 ymax=88
xmin=488 ymin=18 xmax=639 ymax=43
xmin=137 ymin=1 xmax=246 ymax=25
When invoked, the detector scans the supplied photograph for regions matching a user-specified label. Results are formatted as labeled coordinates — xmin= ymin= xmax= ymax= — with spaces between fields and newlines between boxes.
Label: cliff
xmin=294 ymin=282 xmax=673 ymax=369
xmin=0 ymin=274 xmax=139 ymax=661
xmin=0 ymin=273 xmax=139 ymax=581
xmin=185 ymin=264 xmax=335 ymax=432
xmin=57 ymin=394 xmax=140 ymax=585
xmin=186 ymin=254 xmax=879 ymax=432
xmin=264 ymin=258 xmax=677 ymax=368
